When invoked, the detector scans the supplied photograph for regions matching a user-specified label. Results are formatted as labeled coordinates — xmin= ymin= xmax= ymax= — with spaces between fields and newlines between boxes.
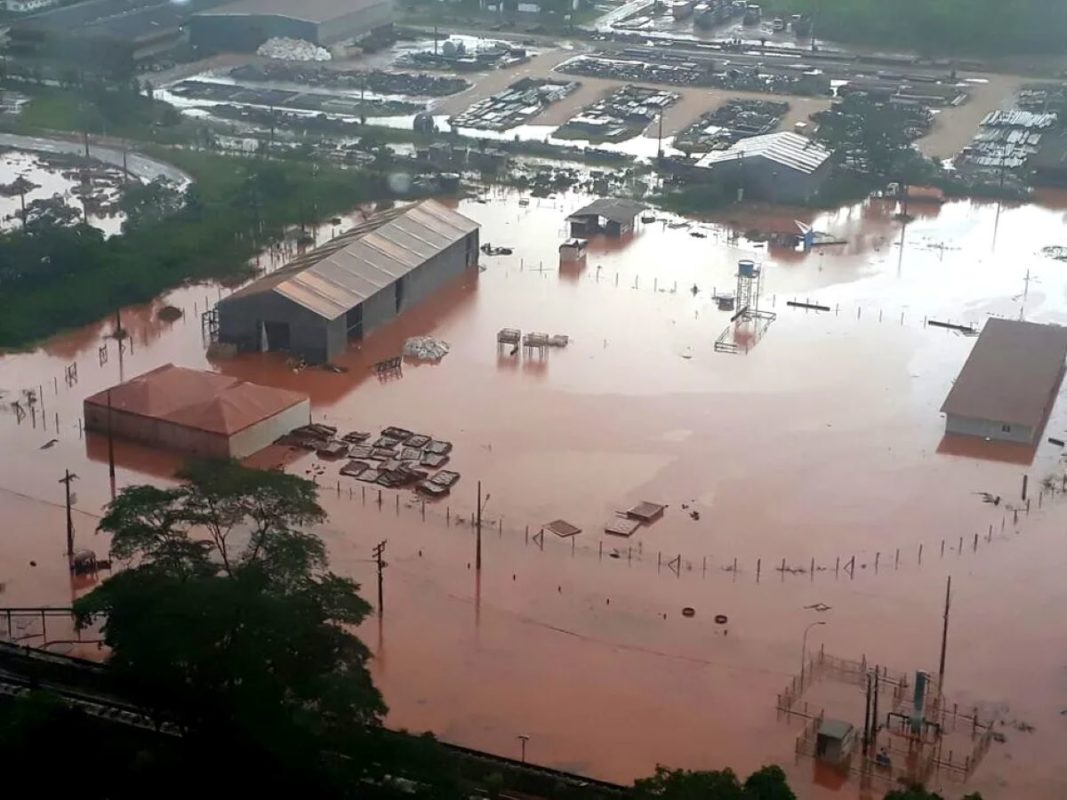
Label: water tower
xmin=714 ymin=258 xmax=777 ymax=354
xmin=735 ymin=258 xmax=763 ymax=317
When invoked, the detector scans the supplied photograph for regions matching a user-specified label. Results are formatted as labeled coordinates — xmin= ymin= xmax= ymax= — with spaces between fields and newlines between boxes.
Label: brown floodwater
xmin=2 ymin=188 xmax=1067 ymax=798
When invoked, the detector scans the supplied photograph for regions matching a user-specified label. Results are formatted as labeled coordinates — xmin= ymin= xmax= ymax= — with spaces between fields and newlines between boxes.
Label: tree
xmin=119 ymin=178 xmax=185 ymax=233
xmin=743 ymin=766 xmax=796 ymax=800
xmin=75 ymin=460 xmax=386 ymax=794
xmin=634 ymin=765 xmax=796 ymax=800
xmin=636 ymin=766 xmax=740 ymax=799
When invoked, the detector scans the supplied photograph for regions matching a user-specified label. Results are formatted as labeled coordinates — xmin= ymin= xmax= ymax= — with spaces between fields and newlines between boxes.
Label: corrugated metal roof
xmin=567 ymin=198 xmax=646 ymax=224
xmin=195 ymin=0 xmax=388 ymax=24
xmin=224 ymin=200 xmax=478 ymax=321
xmin=695 ymin=132 xmax=832 ymax=175
xmin=941 ymin=318 xmax=1067 ymax=429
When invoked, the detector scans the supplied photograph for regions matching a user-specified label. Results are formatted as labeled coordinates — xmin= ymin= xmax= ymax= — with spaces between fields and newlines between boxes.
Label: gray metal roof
xmin=567 ymin=198 xmax=646 ymax=224
xmin=696 ymin=132 xmax=832 ymax=175
xmin=818 ymin=719 xmax=854 ymax=741
xmin=223 ymin=200 xmax=478 ymax=321
xmin=195 ymin=0 xmax=388 ymax=23
xmin=941 ymin=318 xmax=1067 ymax=429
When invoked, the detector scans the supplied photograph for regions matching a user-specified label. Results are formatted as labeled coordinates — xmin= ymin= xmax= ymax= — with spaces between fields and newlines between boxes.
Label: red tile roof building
xmin=84 ymin=364 xmax=309 ymax=459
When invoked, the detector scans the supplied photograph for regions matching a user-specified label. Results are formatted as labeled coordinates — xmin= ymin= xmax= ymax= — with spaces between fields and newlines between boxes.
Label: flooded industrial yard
xmin=2 ymin=189 xmax=1067 ymax=799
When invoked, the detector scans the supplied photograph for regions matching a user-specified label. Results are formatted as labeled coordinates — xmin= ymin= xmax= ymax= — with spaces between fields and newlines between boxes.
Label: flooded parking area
xmin=2 ymin=190 xmax=1067 ymax=798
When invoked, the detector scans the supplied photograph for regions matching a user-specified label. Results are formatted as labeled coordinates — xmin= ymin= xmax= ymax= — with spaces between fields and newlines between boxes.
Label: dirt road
xmin=916 ymin=72 xmax=1024 ymax=159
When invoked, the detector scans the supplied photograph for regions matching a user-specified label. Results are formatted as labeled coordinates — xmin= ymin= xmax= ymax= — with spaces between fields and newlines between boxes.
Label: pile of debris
xmin=230 ymin=64 xmax=469 ymax=96
xmin=555 ymin=84 xmax=679 ymax=143
xmin=257 ymin=37 xmax=331 ymax=62
xmin=675 ymin=99 xmax=790 ymax=153
xmin=403 ymin=336 xmax=450 ymax=361
xmin=451 ymin=78 xmax=580 ymax=132
xmin=276 ymin=424 xmax=461 ymax=496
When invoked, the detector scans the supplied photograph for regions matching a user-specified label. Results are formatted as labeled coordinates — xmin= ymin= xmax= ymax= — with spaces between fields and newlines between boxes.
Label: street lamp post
xmin=800 ymin=621 xmax=826 ymax=684
xmin=517 ymin=734 xmax=529 ymax=764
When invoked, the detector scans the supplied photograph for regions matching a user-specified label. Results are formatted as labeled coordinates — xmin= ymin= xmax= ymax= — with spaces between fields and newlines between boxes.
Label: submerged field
xmin=2 ymin=189 xmax=1067 ymax=798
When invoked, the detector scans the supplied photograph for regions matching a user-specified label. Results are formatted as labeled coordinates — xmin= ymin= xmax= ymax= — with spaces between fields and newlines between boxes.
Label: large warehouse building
xmin=941 ymin=318 xmax=1067 ymax=445
xmin=84 ymin=364 xmax=310 ymax=459
xmin=218 ymin=200 xmax=480 ymax=363
xmin=190 ymin=0 xmax=393 ymax=51
xmin=694 ymin=131 xmax=832 ymax=204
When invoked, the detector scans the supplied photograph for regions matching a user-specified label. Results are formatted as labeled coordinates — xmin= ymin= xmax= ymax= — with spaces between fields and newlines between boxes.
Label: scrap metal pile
xmin=556 ymin=50 xmax=830 ymax=96
xmin=403 ymin=336 xmax=450 ymax=361
xmin=169 ymin=80 xmax=422 ymax=117
xmin=555 ymin=84 xmax=679 ymax=143
xmin=257 ymin=37 xmax=332 ymax=62
xmin=451 ymin=78 xmax=580 ymax=132
xmin=959 ymin=107 xmax=1059 ymax=172
xmin=277 ymin=424 xmax=461 ymax=496
xmin=229 ymin=64 xmax=470 ymax=97
xmin=674 ymin=99 xmax=790 ymax=152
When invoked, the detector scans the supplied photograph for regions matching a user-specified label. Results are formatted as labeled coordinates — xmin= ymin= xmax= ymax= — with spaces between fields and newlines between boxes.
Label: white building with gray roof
xmin=217 ymin=200 xmax=479 ymax=363
xmin=694 ymin=131 xmax=833 ymax=204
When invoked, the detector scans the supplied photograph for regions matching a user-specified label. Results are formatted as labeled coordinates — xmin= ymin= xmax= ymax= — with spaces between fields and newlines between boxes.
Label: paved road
xmin=0 ymin=132 xmax=191 ymax=186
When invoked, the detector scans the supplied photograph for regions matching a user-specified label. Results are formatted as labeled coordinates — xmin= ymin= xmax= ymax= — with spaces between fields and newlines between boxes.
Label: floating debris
xmin=545 ymin=519 xmax=582 ymax=538
xmin=626 ymin=501 xmax=666 ymax=521
xmin=157 ymin=305 xmax=183 ymax=322
xmin=404 ymin=336 xmax=451 ymax=361
xmin=605 ymin=517 xmax=641 ymax=537
xmin=340 ymin=460 xmax=369 ymax=478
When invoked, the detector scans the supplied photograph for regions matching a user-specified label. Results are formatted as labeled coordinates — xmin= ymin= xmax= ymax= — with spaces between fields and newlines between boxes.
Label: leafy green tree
xmin=635 ymin=766 xmax=746 ymax=799
xmin=635 ymin=765 xmax=795 ymax=800
xmin=119 ymin=178 xmax=185 ymax=233
xmin=75 ymin=461 xmax=386 ymax=794
xmin=744 ymin=766 xmax=796 ymax=800
xmin=777 ymin=0 xmax=1067 ymax=55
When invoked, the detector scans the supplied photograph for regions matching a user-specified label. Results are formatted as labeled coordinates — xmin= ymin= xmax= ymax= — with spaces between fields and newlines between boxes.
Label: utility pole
xmin=657 ymin=112 xmax=664 ymax=160
xmin=870 ymin=667 xmax=880 ymax=756
xmin=59 ymin=470 xmax=78 ymax=570
xmin=475 ymin=482 xmax=490 ymax=571
xmin=476 ymin=481 xmax=482 ymax=571
xmin=17 ymin=180 xmax=26 ymax=228
xmin=938 ymin=575 xmax=951 ymax=691
xmin=517 ymin=734 xmax=530 ymax=764
xmin=373 ymin=540 xmax=387 ymax=615
xmin=106 ymin=389 xmax=116 ymax=485
xmin=862 ymin=670 xmax=872 ymax=756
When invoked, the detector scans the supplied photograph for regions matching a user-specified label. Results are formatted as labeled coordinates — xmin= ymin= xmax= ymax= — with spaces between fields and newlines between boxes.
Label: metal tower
xmin=735 ymin=259 xmax=763 ymax=316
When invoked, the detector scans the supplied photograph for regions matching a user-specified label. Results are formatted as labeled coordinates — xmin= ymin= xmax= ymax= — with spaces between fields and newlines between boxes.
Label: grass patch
xmin=4 ymin=82 xmax=194 ymax=145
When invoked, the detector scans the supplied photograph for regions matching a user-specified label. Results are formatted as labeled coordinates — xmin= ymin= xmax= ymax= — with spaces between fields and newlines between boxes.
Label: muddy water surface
xmin=2 ymin=190 xmax=1067 ymax=798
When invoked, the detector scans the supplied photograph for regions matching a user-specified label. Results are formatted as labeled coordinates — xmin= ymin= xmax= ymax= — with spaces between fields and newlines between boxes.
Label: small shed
xmin=815 ymin=719 xmax=856 ymax=765
xmin=559 ymin=238 xmax=588 ymax=262
xmin=941 ymin=318 xmax=1067 ymax=444
xmin=567 ymin=199 xmax=645 ymax=238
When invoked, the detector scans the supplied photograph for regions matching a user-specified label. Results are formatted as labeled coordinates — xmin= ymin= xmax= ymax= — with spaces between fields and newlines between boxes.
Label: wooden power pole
xmin=475 ymin=480 xmax=482 ymax=571
xmin=938 ymin=576 xmax=952 ymax=691
xmin=373 ymin=540 xmax=387 ymax=615
xmin=59 ymin=470 xmax=78 ymax=570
